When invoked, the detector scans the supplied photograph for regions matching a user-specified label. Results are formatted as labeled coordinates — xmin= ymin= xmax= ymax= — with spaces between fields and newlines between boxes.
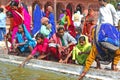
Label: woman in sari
xmin=64 ymin=9 xmax=76 ymax=37
xmin=32 ymin=3 xmax=43 ymax=36
xmin=63 ymin=35 xmax=91 ymax=65
xmin=82 ymin=8 xmax=95 ymax=36
xmin=78 ymin=23 xmax=120 ymax=80
xmin=13 ymin=24 xmax=36 ymax=55
xmin=6 ymin=0 xmax=24 ymax=43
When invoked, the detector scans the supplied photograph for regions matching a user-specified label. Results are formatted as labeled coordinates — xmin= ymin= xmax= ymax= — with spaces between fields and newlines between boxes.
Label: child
xmin=0 ymin=8 xmax=6 ymax=41
xmin=19 ymin=33 xmax=49 ymax=67
xmin=63 ymin=35 xmax=91 ymax=64
xmin=75 ymin=27 xmax=82 ymax=43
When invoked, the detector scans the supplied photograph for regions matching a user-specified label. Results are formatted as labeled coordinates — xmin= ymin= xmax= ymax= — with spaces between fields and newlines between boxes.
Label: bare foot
xmin=112 ymin=65 xmax=119 ymax=71
xmin=95 ymin=66 xmax=101 ymax=69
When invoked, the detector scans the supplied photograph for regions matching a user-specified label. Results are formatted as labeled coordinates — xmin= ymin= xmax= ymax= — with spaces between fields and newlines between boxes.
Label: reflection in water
xmin=0 ymin=62 xmax=77 ymax=80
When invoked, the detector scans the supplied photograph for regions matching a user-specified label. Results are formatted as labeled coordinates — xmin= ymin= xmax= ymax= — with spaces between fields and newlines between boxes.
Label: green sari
xmin=72 ymin=35 xmax=91 ymax=65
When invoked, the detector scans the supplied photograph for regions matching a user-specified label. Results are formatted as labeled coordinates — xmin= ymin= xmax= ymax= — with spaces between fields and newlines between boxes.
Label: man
xmin=49 ymin=26 xmax=77 ymax=62
xmin=0 ymin=8 xmax=6 ymax=41
xmin=97 ymin=0 xmax=119 ymax=26
xmin=117 ymin=3 xmax=120 ymax=20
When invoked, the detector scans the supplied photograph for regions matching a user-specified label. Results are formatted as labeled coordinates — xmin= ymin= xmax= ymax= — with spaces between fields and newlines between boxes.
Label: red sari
xmin=82 ymin=9 xmax=95 ymax=36
xmin=64 ymin=9 xmax=76 ymax=37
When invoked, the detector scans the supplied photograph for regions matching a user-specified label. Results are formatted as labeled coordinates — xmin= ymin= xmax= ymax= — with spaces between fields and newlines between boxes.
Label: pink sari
xmin=23 ymin=7 xmax=31 ymax=32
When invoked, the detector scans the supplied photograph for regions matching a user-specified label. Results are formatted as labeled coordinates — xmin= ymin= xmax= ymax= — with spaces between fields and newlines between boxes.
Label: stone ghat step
xmin=0 ymin=54 xmax=120 ymax=80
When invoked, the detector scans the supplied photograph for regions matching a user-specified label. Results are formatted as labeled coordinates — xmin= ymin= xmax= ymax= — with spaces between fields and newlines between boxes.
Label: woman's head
xmin=18 ymin=25 xmax=24 ymax=33
xmin=79 ymin=36 xmax=86 ymax=46
xmin=10 ymin=1 xmax=19 ymax=9
xmin=88 ymin=8 xmax=94 ymax=15
xmin=35 ymin=33 xmax=44 ymax=44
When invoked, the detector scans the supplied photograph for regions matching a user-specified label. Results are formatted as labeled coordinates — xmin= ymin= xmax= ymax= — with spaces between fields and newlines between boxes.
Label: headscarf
xmin=65 ymin=9 xmax=76 ymax=37
xmin=16 ymin=24 xmax=36 ymax=52
xmin=76 ymin=35 xmax=91 ymax=52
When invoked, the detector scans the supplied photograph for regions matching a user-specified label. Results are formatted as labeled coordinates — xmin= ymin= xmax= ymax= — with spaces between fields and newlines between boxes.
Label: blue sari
xmin=48 ymin=12 xmax=56 ymax=39
xmin=98 ymin=23 xmax=120 ymax=47
xmin=95 ymin=23 xmax=120 ymax=61
xmin=16 ymin=24 xmax=36 ymax=52
xmin=32 ymin=4 xmax=43 ymax=36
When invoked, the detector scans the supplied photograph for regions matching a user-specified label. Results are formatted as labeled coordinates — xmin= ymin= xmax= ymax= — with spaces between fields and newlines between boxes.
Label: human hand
xmin=78 ymin=71 xmax=86 ymax=80
xmin=19 ymin=63 xmax=25 ymax=68
xmin=47 ymin=24 xmax=51 ymax=30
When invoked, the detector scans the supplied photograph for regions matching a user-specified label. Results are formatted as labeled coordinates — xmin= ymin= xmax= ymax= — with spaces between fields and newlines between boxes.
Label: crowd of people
xmin=0 ymin=0 xmax=120 ymax=80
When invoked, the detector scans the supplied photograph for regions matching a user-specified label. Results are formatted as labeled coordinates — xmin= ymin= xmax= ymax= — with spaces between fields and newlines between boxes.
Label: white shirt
xmin=97 ymin=4 xmax=119 ymax=26
xmin=116 ymin=10 xmax=120 ymax=20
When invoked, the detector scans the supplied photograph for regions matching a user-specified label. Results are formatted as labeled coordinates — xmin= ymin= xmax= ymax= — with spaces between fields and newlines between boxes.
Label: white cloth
xmin=72 ymin=12 xmax=83 ymax=28
xmin=97 ymin=4 xmax=119 ymax=26
xmin=0 ymin=13 xmax=6 ymax=28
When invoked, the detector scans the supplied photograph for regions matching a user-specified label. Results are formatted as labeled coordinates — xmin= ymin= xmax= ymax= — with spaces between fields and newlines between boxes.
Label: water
xmin=0 ymin=62 xmax=78 ymax=80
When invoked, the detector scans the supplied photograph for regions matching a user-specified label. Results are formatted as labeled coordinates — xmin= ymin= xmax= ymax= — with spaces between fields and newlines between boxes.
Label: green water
xmin=0 ymin=62 xmax=78 ymax=80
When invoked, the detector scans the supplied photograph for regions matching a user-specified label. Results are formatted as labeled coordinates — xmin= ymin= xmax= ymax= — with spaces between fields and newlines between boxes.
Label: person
xmin=64 ymin=9 xmax=76 ymax=37
xmin=87 ymin=17 xmax=97 ymax=42
xmin=82 ymin=8 xmax=95 ymax=36
xmin=116 ymin=3 xmax=120 ymax=20
xmin=75 ymin=27 xmax=82 ymax=43
xmin=63 ymin=35 xmax=91 ymax=65
xmin=49 ymin=26 xmax=77 ymax=62
xmin=58 ymin=9 xmax=66 ymax=25
xmin=97 ymin=0 xmax=119 ymax=26
xmin=5 ymin=0 xmax=24 ymax=43
xmin=32 ymin=1 xmax=43 ymax=36
xmin=78 ymin=23 xmax=120 ymax=80
xmin=40 ymin=17 xmax=52 ymax=39
xmin=5 ymin=11 xmax=13 ymax=53
xmin=13 ymin=24 xmax=36 ymax=55
xmin=0 ymin=8 xmax=6 ymax=41
xmin=19 ymin=33 xmax=49 ymax=67
xmin=72 ymin=10 xmax=83 ymax=28
xmin=47 ymin=6 xmax=56 ymax=38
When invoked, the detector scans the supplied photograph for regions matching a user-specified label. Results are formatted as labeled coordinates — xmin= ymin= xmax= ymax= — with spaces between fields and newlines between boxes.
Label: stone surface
xmin=0 ymin=53 xmax=119 ymax=80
